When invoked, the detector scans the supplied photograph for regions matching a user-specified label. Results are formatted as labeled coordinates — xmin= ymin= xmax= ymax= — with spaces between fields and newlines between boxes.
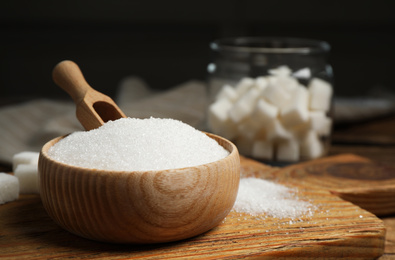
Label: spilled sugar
xmin=48 ymin=117 xmax=229 ymax=171
xmin=233 ymin=177 xmax=314 ymax=219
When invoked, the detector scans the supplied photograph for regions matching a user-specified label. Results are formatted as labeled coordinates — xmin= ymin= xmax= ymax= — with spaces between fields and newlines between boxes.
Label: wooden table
xmin=330 ymin=115 xmax=395 ymax=259
xmin=0 ymin=103 xmax=394 ymax=258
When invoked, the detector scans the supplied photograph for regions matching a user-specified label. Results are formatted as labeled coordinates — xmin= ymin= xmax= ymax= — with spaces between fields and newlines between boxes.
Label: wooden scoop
xmin=52 ymin=60 xmax=126 ymax=131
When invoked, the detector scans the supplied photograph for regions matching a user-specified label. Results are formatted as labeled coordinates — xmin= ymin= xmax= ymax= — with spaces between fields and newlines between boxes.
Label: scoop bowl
xmin=38 ymin=132 xmax=240 ymax=244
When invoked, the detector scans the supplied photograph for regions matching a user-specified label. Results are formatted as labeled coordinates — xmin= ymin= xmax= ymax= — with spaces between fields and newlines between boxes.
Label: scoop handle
xmin=52 ymin=60 xmax=92 ymax=104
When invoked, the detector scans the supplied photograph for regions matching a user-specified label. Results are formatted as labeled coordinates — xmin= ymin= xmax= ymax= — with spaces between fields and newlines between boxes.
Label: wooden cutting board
xmin=248 ymin=154 xmax=395 ymax=216
xmin=0 ymin=154 xmax=386 ymax=259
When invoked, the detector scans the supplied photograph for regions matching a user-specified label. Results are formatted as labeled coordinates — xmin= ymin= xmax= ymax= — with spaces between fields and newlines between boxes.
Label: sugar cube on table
xmin=308 ymin=78 xmax=333 ymax=112
xmin=276 ymin=139 xmax=300 ymax=162
xmin=0 ymin=173 xmax=19 ymax=205
xmin=12 ymin=151 xmax=39 ymax=171
xmin=14 ymin=164 xmax=39 ymax=194
xmin=252 ymin=140 xmax=274 ymax=160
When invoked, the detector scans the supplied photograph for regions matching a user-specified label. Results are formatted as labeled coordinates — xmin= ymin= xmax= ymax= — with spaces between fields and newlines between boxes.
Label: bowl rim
xmin=39 ymin=131 xmax=239 ymax=174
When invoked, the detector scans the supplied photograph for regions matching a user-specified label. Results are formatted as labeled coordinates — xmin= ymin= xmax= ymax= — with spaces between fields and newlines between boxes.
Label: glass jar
xmin=206 ymin=37 xmax=334 ymax=164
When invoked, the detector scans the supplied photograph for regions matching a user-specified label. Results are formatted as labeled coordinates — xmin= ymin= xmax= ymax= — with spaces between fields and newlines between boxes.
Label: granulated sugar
xmin=48 ymin=117 xmax=229 ymax=171
xmin=233 ymin=177 xmax=314 ymax=219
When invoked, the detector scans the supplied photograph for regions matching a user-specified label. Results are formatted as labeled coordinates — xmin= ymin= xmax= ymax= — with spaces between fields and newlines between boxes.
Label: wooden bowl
xmin=38 ymin=132 xmax=240 ymax=244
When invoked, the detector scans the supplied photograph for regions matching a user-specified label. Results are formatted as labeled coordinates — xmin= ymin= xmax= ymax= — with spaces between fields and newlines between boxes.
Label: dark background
xmin=1 ymin=0 xmax=394 ymax=101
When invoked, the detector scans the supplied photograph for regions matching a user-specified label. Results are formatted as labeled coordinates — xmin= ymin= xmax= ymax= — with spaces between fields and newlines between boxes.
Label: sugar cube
xmin=208 ymin=98 xmax=232 ymax=123
xmin=289 ymin=121 xmax=310 ymax=139
xmin=268 ymin=65 xmax=292 ymax=77
xmin=292 ymin=68 xmax=311 ymax=79
xmin=277 ymin=76 xmax=299 ymax=94
xmin=262 ymin=83 xmax=291 ymax=108
xmin=308 ymin=78 xmax=333 ymax=112
xmin=215 ymin=84 xmax=238 ymax=102
xmin=208 ymin=99 xmax=238 ymax=140
xmin=281 ymin=86 xmax=309 ymax=128
xmin=235 ymin=77 xmax=254 ymax=97
xmin=0 ymin=173 xmax=19 ymax=204
xmin=14 ymin=164 xmax=39 ymax=194
xmin=254 ymin=77 xmax=269 ymax=92
xmin=229 ymin=88 xmax=260 ymax=123
xmin=309 ymin=111 xmax=333 ymax=136
xmin=251 ymin=99 xmax=279 ymax=123
xmin=300 ymin=131 xmax=324 ymax=159
xmin=265 ymin=119 xmax=293 ymax=141
xmin=12 ymin=151 xmax=39 ymax=171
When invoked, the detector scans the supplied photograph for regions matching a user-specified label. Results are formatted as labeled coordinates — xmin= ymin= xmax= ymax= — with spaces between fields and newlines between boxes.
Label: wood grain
xmin=329 ymin=145 xmax=395 ymax=165
xmin=0 ymin=156 xmax=386 ymax=259
xmin=383 ymin=218 xmax=395 ymax=255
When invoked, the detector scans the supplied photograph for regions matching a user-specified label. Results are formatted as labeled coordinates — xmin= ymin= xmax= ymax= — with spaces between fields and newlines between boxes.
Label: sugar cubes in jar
xmin=206 ymin=37 xmax=334 ymax=163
